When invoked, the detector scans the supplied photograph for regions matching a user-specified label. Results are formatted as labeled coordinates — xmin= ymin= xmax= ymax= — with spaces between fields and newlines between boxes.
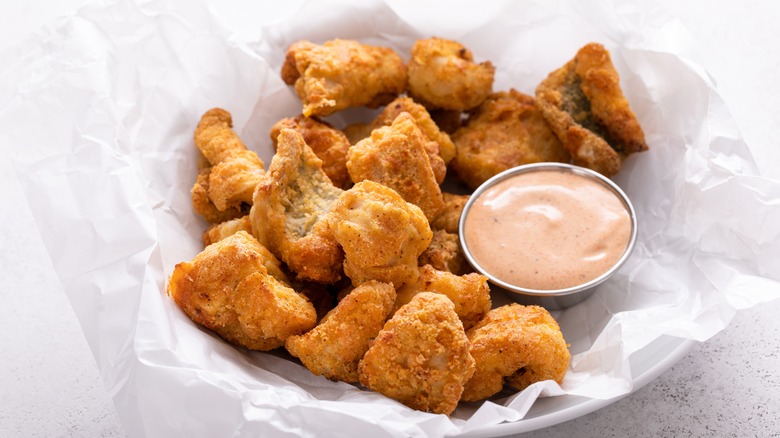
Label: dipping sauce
xmin=462 ymin=167 xmax=632 ymax=291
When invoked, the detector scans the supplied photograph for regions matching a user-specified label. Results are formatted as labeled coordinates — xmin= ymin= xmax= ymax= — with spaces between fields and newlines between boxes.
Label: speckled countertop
xmin=2 ymin=1 xmax=778 ymax=437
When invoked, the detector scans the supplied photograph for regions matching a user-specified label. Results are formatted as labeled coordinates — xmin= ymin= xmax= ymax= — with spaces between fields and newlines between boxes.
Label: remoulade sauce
xmin=462 ymin=168 xmax=632 ymax=291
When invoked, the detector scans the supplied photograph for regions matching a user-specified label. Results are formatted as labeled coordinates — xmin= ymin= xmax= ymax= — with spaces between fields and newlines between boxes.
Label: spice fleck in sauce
xmin=463 ymin=169 xmax=631 ymax=290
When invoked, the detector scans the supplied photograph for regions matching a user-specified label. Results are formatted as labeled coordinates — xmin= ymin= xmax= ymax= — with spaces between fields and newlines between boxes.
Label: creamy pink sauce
xmin=463 ymin=169 xmax=631 ymax=290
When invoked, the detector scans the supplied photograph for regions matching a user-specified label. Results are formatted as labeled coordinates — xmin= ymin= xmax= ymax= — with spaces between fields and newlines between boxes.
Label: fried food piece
xmin=407 ymin=37 xmax=495 ymax=111
xmin=347 ymin=112 xmax=444 ymax=220
xmin=270 ymin=115 xmax=352 ymax=189
xmin=395 ymin=264 xmax=490 ymax=330
xmin=535 ymin=42 xmax=648 ymax=176
xmin=202 ymin=215 xmax=253 ymax=247
xmin=430 ymin=192 xmax=469 ymax=234
xmin=358 ymin=292 xmax=475 ymax=415
xmin=461 ymin=304 xmax=570 ymax=401
xmin=250 ymin=129 xmax=344 ymax=283
xmin=365 ymin=96 xmax=455 ymax=166
xmin=451 ymin=90 xmax=570 ymax=189
xmin=167 ymin=231 xmax=316 ymax=350
xmin=194 ymin=108 xmax=265 ymax=211
xmin=328 ymin=180 xmax=432 ymax=288
xmin=281 ymin=39 xmax=407 ymax=117
xmin=418 ymin=230 xmax=471 ymax=276
xmin=285 ymin=280 xmax=396 ymax=383
xmin=191 ymin=167 xmax=248 ymax=224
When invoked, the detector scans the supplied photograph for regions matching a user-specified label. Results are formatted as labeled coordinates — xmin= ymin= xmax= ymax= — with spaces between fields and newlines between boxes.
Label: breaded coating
xmin=167 ymin=231 xmax=316 ymax=351
xmin=407 ymin=37 xmax=495 ymax=111
xmin=461 ymin=304 xmax=570 ymax=402
xmin=347 ymin=112 xmax=445 ymax=221
xmin=285 ymin=280 xmax=396 ymax=383
xmin=418 ymin=230 xmax=471 ymax=276
xmin=395 ymin=264 xmax=490 ymax=330
xmin=194 ymin=108 xmax=265 ymax=211
xmin=451 ymin=89 xmax=570 ymax=190
xmin=430 ymin=192 xmax=469 ymax=234
xmin=535 ymin=42 xmax=648 ymax=176
xmin=281 ymin=39 xmax=407 ymax=117
xmin=191 ymin=166 xmax=248 ymax=224
xmin=202 ymin=215 xmax=253 ymax=247
xmin=250 ymin=129 xmax=344 ymax=283
xmin=270 ymin=115 xmax=352 ymax=189
xmin=365 ymin=96 xmax=455 ymax=167
xmin=358 ymin=292 xmax=475 ymax=415
xmin=328 ymin=180 xmax=432 ymax=288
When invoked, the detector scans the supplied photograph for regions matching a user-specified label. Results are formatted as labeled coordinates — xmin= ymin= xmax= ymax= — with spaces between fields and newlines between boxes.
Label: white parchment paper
xmin=3 ymin=0 xmax=779 ymax=436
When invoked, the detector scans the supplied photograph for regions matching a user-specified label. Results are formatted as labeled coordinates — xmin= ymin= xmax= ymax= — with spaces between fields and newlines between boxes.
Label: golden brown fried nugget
xmin=191 ymin=167 xmax=248 ymax=224
xmin=535 ymin=42 xmax=648 ymax=176
xmin=328 ymin=180 xmax=432 ymax=288
xmin=270 ymin=116 xmax=352 ymax=189
xmin=418 ymin=230 xmax=471 ymax=276
xmin=347 ymin=112 xmax=444 ymax=220
xmin=407 ymin=37 xmax=495 ymax=111
xmin=281 ymin=39 xmax=407 ymax=117
xmin=202 ymin=215 xmax=253 ymax=247
xmin=167 ymin=231 xmax=316 ymax=351
xmin=395 ymin=264 xmax=490 ymax=330
xmin=364 ymin=96 xmax=455 ymax=166
xmin=430 ymin=192 xmax=469 ymax=234
xmin=285 ymin=280 xmax=396 ymax=383
xmin=358 ymin=292 xmax=475 ymax=415
xmin=461 ymin=304 xmax=570 ymax=401
xmin=451 ymin=90 xmax=570 ymax=190
xmin=251 ymin=129 xmax=344 ymax=284
xmin=194 ymin=108 xmax=265 ymax=211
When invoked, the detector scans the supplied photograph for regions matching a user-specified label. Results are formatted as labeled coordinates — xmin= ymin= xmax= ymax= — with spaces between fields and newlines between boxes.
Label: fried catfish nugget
xmin=251 ymin=129 xmax=344 ymax=283
xmin=347 ymin=112 xmax=444 ymax=220
xmin=281 ymin=39 xmax=407 ymax=117
xmin=535 ymin=42 xmax=648 ymax=176
xmin=362 ymin=96 xmax=455 ymax=167
xmin=192 ymin=166 xmax=248 ymax=224
xmin=358 ymin=292 xmax=475 ymax=415
xmin=407 ymin=37 xmax=494 ymax=111
xmin=285 ymin=280 xmax=396 ymax=383
xmin=396 ymin=264 xmax=490 ymax=330
xmin=418 ymin=230 xmax=471 ymax=276
xmin=194 ymin=108 xmax=265 ymax=211
xmin=451 ymin=90 xmax=570 ymax=190
xmin=461 ymin=304 xmax=570 ymax=402
xmin=270 ymin=116 xmax=352 ymax=189
xmin=202 ymin=215 xmax=253 ymax=247
xmin=328 ymin=180 xmax=432 ymax=288
xmin=167 ymin=231 xmax=315 ymax=350
xmin=430 ymin=192 xmax=469 ymax=234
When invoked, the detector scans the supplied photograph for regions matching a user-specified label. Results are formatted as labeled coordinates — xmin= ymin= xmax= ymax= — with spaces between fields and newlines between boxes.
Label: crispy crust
xmin=451 ymin=90 xmax=569 ymax=190
xmin=358 ymin=292 xmax=475 ymax=415
xmin=250 ymin=129 xmax=344 ymax=283
xmin=535 ymin=42 xmax=648 ymax=176
xmin=347 ymin=112 xmax=445 ymax=220
xmin=461 ymin=304 xmax=570 ymax=401
xmin=281 ymin=39 xmax=407 ymax=117
xmin=285 ymin=280 xmax=396 ymax=383
xmin=166 ymin=231 xmax=316 ymax=351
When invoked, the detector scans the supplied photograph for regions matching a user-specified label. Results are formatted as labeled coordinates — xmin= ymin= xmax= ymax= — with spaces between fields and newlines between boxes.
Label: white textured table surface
xmin=2 ymin=1 xmax=779 ymax=437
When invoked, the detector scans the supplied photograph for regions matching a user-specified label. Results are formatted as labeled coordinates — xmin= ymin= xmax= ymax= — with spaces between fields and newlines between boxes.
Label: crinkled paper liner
xmin=2 ymin=0 xmax=779 ymax=436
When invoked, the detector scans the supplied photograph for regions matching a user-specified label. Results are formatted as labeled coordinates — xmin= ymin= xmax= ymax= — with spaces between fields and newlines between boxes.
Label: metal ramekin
xmin=458 ymin=162 xmax=638 ymax=310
